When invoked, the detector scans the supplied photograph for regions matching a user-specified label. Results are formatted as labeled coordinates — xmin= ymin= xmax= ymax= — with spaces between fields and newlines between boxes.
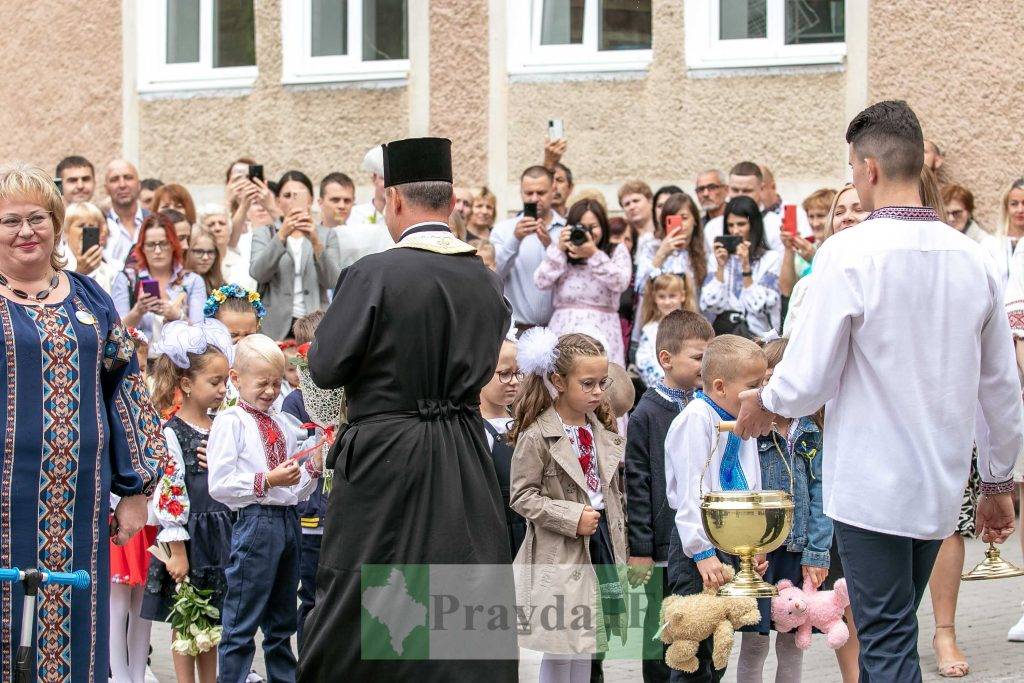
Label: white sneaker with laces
xmin=1008 ymin=602 xmax=1024 ymax=642
xmin=144 ymin=666 xmax=159 ymax=683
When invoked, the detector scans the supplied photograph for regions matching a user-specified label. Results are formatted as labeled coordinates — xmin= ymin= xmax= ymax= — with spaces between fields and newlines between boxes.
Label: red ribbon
xmin=288 ymin=423 xmax=336 ymax=464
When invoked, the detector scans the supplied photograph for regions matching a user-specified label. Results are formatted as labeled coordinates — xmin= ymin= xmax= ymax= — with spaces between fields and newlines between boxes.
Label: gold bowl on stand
xmin=700 ymin=489 xmax=794 ymax=597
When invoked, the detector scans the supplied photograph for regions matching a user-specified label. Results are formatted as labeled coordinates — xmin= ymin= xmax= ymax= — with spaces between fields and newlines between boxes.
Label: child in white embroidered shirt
xmin=664 ymin=335 xmax=766 ymax=591
xmin=207 ymin=334 xmax=322 ymax=682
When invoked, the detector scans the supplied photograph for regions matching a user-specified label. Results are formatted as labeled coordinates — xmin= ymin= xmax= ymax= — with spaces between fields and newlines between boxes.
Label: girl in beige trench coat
xmin=509 ymin=330 xmax=629 ymax=683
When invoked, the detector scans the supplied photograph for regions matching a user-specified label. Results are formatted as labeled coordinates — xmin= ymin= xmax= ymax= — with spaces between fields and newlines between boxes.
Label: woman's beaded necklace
xmin=0 ymin=270 xmax=60 ymax=302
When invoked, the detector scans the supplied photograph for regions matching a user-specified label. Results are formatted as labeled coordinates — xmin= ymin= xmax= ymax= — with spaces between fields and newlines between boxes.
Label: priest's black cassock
xmin=298 ymin=141 xmax=517 ymax=682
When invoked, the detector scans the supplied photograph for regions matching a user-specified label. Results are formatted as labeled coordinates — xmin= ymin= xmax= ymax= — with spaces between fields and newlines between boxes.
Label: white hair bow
xmin=152 ymin=319 xmax=234 ymax=369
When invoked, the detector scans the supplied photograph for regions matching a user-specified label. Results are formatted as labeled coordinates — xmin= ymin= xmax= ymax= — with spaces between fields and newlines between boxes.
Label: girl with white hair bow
xmin=139 ymin=319 xmax=235 ymax=681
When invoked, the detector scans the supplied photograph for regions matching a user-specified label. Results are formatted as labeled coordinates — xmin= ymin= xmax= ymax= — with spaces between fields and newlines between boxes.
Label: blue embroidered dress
xmin=0 ymin=273 xmax=163 ymax=682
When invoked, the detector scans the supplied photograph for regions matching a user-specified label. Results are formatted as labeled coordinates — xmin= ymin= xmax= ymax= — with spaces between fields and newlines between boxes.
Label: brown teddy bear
xmin=658 ymin=566 xmax=760 ymax=672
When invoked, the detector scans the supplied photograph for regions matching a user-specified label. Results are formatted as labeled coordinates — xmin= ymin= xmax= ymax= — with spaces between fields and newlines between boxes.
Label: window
xmin=508 ymin=0 xmax=653 ymax=75
xmin=138 ymin=0 xmax=257 ymax=93
xmin=281 ymin=0 xmax=409 ymax=84
xmin=685 ymin=0 xmax=845 ymax=70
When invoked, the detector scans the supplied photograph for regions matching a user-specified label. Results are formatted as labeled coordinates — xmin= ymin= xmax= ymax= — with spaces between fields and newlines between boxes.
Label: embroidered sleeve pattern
xmin=253 ymin=472 xmax=268 ymax=498
xmin=155 ymin=462 xmax=190 ymax=529
xmin=103 ymin=321 xmax=135 ymax=373
xmin=113 ymin=370 xmax=165 ymax=497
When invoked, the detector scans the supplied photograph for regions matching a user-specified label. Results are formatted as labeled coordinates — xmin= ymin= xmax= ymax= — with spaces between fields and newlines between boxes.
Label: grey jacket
xmin=249 ymin=223 xmax=342 ymax=340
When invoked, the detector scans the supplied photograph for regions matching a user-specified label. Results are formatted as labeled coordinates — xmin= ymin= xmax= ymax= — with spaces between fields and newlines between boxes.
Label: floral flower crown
xmin=203 ymin=283 xmax=267 ymax=321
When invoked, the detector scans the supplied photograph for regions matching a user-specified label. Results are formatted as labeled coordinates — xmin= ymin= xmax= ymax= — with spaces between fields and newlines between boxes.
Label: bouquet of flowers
xmin=169 ymin=579 xmax=222 ymax=656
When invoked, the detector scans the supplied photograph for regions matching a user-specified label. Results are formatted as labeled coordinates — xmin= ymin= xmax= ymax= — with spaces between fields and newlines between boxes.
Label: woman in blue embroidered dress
xmin=0 ymin=164 xmax=163 ymax=682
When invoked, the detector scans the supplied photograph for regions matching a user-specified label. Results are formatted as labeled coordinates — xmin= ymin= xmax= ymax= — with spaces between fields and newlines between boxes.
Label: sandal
xmin=933 ymin=624 xmax=969 ymax=678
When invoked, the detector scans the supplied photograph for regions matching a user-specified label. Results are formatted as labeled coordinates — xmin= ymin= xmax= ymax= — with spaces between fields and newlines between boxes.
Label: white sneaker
xmin=245 ymin=672 xmax=265 ymax=683
xmin=144 ymin=667 xmax=159 ymax=683
xmin=1008 ymin=602 xmax=1024 ymax=641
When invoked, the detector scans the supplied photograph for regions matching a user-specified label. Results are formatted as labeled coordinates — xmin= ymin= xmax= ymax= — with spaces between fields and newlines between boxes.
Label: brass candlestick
xmin=961 ymin=542 xmax=1024 ymax=581
xmin=698 ymin=421 xmax=794 ymax=598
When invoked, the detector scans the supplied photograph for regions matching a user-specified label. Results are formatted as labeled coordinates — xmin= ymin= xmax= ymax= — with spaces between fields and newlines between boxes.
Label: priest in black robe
xmin=298 ymin=138 xmax=518 ymax=682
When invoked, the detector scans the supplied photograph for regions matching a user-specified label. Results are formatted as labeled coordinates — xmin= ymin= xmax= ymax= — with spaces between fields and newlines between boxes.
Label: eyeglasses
xmin=143 ymin=240 xmax=171 ymax=253
xmin=0 ymin=211 xmax=51 ymax=231
xmin=578 ymin=377 xmax=614 ymax=393
xmin=497 ymin=370 xmax=524 ymax=384
xmin=695 ymin=183 xmax=723 ymax=194
xmin=191 ymin=248 xmax=217 ymax=259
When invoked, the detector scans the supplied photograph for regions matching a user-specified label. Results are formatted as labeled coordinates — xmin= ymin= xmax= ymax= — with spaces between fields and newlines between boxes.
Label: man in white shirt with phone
xmin=736 ymin=100 xmax=1022 ymax=682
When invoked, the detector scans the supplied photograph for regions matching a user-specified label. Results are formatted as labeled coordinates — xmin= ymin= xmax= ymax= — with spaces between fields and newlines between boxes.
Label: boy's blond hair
xmin=234 ymin=334 xmax=286 ymax=375
xmin=700 ymin=335 xmax=764 ymax=386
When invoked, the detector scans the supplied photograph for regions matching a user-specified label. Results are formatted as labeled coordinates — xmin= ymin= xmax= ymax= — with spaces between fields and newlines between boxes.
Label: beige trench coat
xmin=509 ymin=406 xmax=629 ymax=654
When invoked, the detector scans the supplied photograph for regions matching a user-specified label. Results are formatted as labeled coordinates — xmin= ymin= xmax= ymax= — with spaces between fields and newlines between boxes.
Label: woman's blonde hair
xmin=64 ymin=201 xmax=106 ymax=231
xmin=0 ymin=163 xmax=67 ymax=270
xmin=508 ymin=332 xmax=616 ymax=445
xmin=999 ymin=178 xmax=1024 ymax=237
xmin=640 ymin=273 xmax=695 ymax=326
xmin=822 ymin=184 xmax=857 ymax=240
xmin=918 ymin=166 xmax=947 ymax=223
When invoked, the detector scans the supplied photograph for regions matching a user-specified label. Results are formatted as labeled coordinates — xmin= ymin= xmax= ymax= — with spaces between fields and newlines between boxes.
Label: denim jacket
xmin=757 ymin=417 xmax=831 ymax=568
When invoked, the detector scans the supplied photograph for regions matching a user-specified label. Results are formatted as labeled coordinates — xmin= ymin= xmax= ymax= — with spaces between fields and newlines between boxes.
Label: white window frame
xmin=281 ymin=1 xmax=409 ymax=85
xmin=508 ymin=0 xmax=653 ymax=76
xmin=684 ymin=0 xmax=846 ymax=70
xmin=136 ymin=0 xmax=258 ymax=93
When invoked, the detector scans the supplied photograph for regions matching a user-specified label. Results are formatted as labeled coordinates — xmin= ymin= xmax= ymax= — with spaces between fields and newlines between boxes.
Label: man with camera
xmin=491 ymin=165 xmax=567 ymax=333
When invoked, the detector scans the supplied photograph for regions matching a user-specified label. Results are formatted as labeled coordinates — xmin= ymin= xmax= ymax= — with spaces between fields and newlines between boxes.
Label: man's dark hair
xmin=846 ymin=100 xmax=924 ymax=182
xmin=56 ymin=155 xmax=94 ymax=179
xmin=398 ymin=181 xmax=453 ymax=212
xmin=521 ymin=165 xmax=554 ymax=184
xmin=656 ymin=309 xmax=714 ymax=356
xmin=141 ymin=178 xmax=164 ymax=192
xmin=319 ymin=172 xmax=355 ymax=197
xmin=729 ymin=161 xmax=763 ymax=181
xmin=554 ymin=162 xmax=574 ymax=187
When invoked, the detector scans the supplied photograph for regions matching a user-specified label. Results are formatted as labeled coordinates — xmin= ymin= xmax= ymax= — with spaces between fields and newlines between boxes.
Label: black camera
xmin=567 ymin=224 xmax=591 ymax=265
xmin=569 ymin=224 xmax=591 ymax=246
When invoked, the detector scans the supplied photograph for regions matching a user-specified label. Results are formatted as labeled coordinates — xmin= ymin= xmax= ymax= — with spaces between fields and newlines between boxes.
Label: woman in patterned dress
xmin=0 ymin=164 xmax=163 ymax=682
xmin=533 ymin=199 xmax=632 ymax=366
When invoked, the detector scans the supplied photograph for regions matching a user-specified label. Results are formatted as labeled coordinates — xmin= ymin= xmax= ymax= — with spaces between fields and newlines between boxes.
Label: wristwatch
xmin=741 ymin=270 xmax=753 ymax=277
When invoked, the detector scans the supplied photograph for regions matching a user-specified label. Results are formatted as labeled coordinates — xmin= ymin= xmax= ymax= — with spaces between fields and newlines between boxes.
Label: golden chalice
xmin=699 ymin=421 xmax=795 ymax=597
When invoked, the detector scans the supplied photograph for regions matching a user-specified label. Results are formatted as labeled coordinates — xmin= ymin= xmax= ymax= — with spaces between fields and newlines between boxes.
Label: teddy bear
xmin=771 ymin=578 xmax=850 ymax=650
xmin=658 ymin=567 xmax=761 ymax=672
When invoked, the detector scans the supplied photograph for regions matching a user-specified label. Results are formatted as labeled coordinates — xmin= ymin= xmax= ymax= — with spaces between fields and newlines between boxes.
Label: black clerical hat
xmin=382 ymin=137 xmax=453 ymax=188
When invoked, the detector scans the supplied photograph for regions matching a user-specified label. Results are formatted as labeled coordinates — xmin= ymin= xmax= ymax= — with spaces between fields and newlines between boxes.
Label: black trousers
xmin=834 ymin=521 xmax=942 ymax=683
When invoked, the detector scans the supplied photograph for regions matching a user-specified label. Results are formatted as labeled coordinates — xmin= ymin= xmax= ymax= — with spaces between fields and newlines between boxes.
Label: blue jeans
xmin=219 ymin=504 xmax=301 ymax=683
xmin=835 ymin=520 xmax=942 ymax=683
xmin=296 ymin=532 xmax=322 ymax=653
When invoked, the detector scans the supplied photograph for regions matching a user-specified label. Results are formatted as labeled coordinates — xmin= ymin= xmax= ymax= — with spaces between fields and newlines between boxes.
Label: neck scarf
xmin=695 ymin=390 xmax=749 ymax=491
xmin=656 ymin=380 xmax=692 ymax=412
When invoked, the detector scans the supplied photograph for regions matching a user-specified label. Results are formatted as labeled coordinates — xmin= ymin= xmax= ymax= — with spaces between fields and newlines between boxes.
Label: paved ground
xmin=149 ymin=536 xmax=1024 ymax=681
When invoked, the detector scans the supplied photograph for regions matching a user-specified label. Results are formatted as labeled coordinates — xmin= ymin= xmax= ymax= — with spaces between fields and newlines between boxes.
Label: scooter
xmin=0 ymin=567 xmax=90 ymax=683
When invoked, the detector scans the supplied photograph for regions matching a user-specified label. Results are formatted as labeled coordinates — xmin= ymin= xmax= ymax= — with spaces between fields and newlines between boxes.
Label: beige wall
xmin=869 ymin=1 xmax=1024 ymax=228
xmin=0 ymin=1 xmax=123 ymax=176
xmin=505 ymin=0 xmax=848 ymax=214
xmin=137 ymin=0 xmax=407 ymax=200
xmin=430 ymin=0 xmax=490 ymax=185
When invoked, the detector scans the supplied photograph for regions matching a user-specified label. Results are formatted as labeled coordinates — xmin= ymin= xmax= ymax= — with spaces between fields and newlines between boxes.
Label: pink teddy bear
xmin=770 ymin=578 xmax=850 ymax=650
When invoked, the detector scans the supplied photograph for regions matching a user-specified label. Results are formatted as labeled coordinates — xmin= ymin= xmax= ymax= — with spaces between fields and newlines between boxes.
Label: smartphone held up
xmin=714 ymin=234 xmax=742 ymax=255
xmin=548 ymin=118 xmax=564 ymax=141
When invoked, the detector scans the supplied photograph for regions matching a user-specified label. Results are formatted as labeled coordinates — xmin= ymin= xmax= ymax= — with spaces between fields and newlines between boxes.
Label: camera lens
xmin=569 ymin=225 xmax=589 ymax=246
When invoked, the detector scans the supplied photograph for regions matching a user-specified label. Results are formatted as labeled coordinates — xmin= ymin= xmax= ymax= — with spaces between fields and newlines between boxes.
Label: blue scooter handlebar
xmin=0 ymin=568 xmax=90 ymax=589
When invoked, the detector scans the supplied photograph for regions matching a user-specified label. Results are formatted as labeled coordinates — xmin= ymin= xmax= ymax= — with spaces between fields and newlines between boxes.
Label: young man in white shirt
xmin=735 ymin=100 xmax=1021 ymax=683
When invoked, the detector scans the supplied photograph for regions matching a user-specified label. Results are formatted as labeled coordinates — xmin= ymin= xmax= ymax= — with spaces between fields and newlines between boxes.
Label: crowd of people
xmin=1 ymin=102 xmax=1021 ymax=683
